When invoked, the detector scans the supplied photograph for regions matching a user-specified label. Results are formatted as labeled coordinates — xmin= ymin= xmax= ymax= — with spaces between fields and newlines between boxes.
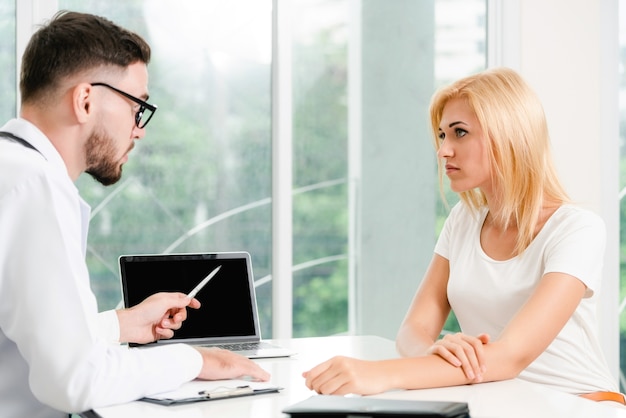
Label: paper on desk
xmin=147 ymin=379 xmax=280 ymax=401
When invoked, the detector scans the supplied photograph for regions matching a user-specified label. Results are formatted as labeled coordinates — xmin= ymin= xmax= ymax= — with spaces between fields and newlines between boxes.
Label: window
xmin=0 ymin=0 xmax=15 ymax=121
xmin=61 ymin=0 xmax=275 ymax=334
xmin=45 ymin=0 xmax=486 ymax=339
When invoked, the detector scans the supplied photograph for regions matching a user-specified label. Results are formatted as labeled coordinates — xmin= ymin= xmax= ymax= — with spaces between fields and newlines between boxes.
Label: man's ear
xmin=72 ymin=83 xmax=93 ymax=124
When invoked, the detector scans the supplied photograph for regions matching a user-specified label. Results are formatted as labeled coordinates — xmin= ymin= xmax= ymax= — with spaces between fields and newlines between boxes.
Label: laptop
xmin=119 ymin=251 xmax=295 ymax=358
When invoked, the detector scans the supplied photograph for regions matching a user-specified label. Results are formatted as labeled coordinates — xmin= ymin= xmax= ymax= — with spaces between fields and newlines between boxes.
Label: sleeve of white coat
xmin=0 ymin=169 xmax=202 ymax=412
xmin=96 ymin=310 xmax=121 ymax=344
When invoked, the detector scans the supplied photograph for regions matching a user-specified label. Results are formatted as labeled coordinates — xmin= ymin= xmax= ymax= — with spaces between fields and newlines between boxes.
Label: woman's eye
xmin=455 ymin=128 xmax=467 ymax=138
xmin=438 ymin=132 xmax=446 ymax=140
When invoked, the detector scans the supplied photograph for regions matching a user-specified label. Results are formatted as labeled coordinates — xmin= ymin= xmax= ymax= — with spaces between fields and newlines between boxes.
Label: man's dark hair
xmin=20 ymin=10 xmax=151 ymax=104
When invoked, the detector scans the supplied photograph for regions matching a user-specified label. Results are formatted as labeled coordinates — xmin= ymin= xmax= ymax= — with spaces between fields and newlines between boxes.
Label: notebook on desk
xmin=283 ymin=395 xmax=470 ymax=418
xmin=119 ymin=251 xmax=295 ymax=358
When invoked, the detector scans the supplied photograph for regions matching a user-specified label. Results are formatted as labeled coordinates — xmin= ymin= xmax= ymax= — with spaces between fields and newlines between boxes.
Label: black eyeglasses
xmin=91 ymin=82 xmax=157 ymax=129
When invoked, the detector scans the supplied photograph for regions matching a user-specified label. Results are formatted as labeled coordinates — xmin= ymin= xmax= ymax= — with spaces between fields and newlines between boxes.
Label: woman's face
xmin=436 ymin=98 xmax=492 ymax=195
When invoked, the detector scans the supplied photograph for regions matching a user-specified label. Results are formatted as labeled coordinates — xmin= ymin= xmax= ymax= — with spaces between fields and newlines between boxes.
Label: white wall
xmin=493 ymin=0 xmax=620 ymax=378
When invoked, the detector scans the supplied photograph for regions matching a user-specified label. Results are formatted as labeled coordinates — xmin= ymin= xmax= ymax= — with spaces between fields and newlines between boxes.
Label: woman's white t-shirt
xmin=434 ymin=202 xmax=617 ymax=394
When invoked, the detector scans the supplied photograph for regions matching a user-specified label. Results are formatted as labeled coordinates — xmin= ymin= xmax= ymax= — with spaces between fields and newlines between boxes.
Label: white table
xmin=88 ymin=335 xmax=626 ymax=418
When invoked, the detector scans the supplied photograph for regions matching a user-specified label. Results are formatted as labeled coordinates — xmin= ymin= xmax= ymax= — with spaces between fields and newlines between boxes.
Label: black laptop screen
xmin=120 ymin=253 xmax=258 ymax=342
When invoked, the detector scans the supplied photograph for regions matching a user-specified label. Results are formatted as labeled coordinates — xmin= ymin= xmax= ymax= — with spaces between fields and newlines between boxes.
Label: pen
xmin=198 ymin=385 xmax=253 ymax=398
xmin=187 ymin=265 xmax=221 ymax=299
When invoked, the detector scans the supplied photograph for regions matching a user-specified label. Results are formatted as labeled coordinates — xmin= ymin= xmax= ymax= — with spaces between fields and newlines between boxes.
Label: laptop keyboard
xmin=205 ymin=341 xmax=278 ymax=351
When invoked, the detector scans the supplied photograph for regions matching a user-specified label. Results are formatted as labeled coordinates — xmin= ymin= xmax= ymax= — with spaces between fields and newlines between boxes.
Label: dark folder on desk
xmin=282 ymin=395 xmax=470 ymax=418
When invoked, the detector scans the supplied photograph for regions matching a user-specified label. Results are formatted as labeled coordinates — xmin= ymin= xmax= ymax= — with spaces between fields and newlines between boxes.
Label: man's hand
xmin=117 ymin=292 xmax=200 ymax=344
xmin=195 ymin=347 xmax=271 ymax=382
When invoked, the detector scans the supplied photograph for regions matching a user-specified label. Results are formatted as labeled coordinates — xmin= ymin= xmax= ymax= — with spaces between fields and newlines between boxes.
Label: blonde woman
xmin=303 ymin=67 xmax=623 ymax=404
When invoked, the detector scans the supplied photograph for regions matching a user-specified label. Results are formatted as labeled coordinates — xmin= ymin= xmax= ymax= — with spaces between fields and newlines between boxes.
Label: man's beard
xmin=85 ymin=129 xmax=127 ymax=186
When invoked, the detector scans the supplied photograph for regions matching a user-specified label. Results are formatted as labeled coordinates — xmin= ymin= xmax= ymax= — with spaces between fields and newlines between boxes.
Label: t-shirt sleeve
xmin=543 ymin=208 xmax=606 ymax=297
xmin=434 ymin=202 xmax=465 ymax=260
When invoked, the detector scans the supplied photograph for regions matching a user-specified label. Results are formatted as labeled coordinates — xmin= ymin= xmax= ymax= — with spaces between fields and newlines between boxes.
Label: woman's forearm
xmin=395 ymin=322 xmax=436 ymax=357
xmin=387 ymin=343 xmax=523 ymax=392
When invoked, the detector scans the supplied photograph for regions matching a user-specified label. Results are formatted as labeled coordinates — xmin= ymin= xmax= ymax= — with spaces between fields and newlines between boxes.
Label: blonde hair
xmin=429 ymin=67 xmax=569 ymax=255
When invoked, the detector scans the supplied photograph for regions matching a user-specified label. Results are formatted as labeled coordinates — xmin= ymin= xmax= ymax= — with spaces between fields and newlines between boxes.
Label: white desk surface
xmin=90 ymin=335 xmax=626 ymax=418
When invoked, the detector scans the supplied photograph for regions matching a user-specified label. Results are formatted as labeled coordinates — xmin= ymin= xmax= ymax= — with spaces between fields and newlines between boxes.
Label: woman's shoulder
xmin=551 ymin=204 xmax=604 ymax=228
xmin=447 ymin=201 xmax=488 ymax=222
xmin=543 ymin=204 xmax=606 ymax=243
xmin=438 ymin=202 xmax=488 ymax=240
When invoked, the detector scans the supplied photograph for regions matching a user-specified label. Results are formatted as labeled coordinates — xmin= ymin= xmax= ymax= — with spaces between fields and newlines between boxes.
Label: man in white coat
xmin=0 ymin=11 xmax=269 ymax=418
